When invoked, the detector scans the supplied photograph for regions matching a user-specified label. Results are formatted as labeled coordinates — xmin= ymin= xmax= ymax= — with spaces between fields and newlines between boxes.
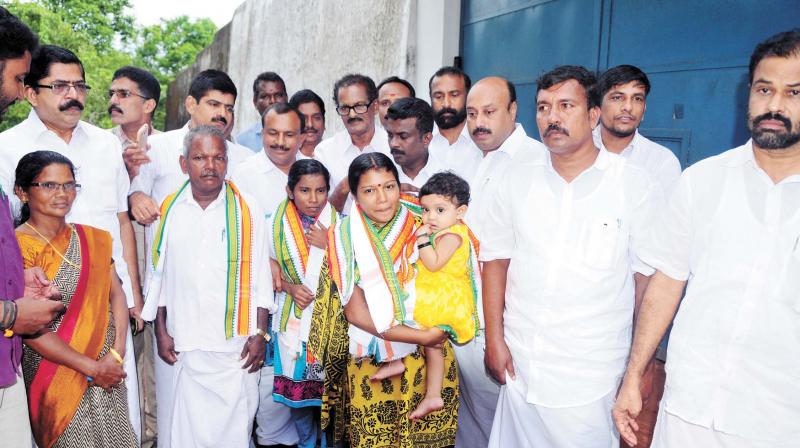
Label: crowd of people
xmin=0 ymin=6 xmax=798 ymax=448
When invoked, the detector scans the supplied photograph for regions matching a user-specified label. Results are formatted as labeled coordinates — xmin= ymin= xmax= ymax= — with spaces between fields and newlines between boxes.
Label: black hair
xmin=536 ymin=65 xmax=598 ymax=108
xmin=428 ymin=66 xmax=472 ymax=93
xmin=749 ymin=28 xmax=800 ymax=84
xmin=261 ymin=101 xmax=305 ymax=132
xmin=333 ymin=73 xmax=378 ymax=106
xmin=595 ymin=65 xmax=650 ymax=101
xmin=347 ymin=152 xmax=399 ymax=195
xmin=289 ymin=89 xmax=325 ymax=119
xmin=112 ymin=66 xmax=161 ymax=111
xmin=0 ymin=7 xmax=38 ymax=62
xmin=188 ymin=69 xmax=237 ymax=101
xmin=505 ymin=79 xmax=517 ymax=108
xmin=385 ymin=97 xmax=434 ymax=135
xmin=377 ymin=76 xmax=416 ymax=98
xmin=25 ymin=45 xmax=84 ymax=88
xmin=419 ymin=171 xmax=470 ymax=207
xmin=252 ymin=71 xmax=286 ymax=98
xmin=287 ymin=159 xmax=330 ymax=191
xmin=14 ymin=150 xmax=76 ymax=225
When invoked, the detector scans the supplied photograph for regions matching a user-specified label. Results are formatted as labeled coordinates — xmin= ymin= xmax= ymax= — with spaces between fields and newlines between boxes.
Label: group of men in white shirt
xmin=1 ymin=23 xmax=799 ymax=448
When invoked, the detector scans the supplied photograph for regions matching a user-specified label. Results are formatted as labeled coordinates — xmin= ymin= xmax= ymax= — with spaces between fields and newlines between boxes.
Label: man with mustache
xmin=0 ymin=44 xmax=146 ymax=442
xmin=289 ymin=89 xmax=326 ymax=159
xmin=614 ymin=29 xmax=800 ymax=448
xmin=129 ymin=68 xmax=251 ymax=448
xmin=376 ymin=75 xmax=415 ymax=129
xmin=385 ymin=97 xmax=445 ymax=191
xmin=428 ymin=66 xmax=483 ymax=182
xmin=232 ymin=102 xmax=304 ymax=448
xmin=237 ymin=71 xmax=288 ymax=152
xmin=141 ymin=125 xmax=273 ymax=447
xmin=593 ymin=65 xmax=681 ymax=448
xmin=107 ymin=64 xmax=162 ymax=448
xmin=315 ymin=73 xmax=391 ymax=212
xmin=481 ymin=66 xmax=660 ymax=447
xmin=455 ymin=76 xmax=545 ymax=448
xmin=0 ymin=10 xmax=66 ymax=448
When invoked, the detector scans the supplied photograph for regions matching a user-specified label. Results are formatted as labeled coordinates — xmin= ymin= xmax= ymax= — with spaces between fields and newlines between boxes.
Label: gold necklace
xmin=24 ymin=222 xmax=80 ymax=269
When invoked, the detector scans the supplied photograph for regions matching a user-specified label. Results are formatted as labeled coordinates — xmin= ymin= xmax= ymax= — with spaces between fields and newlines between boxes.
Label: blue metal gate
xmin=461 ymin=0 xmax=800 ymax=166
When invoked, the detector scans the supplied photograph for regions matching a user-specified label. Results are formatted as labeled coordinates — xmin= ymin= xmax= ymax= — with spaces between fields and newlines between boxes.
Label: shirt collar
xmin=493 ymin=123 xmax=528 ymax=157
xmin=180 ymin=182 xmax=228 ymax=209
xmin=255 ymin=150 xmax=280 ymax=174
xmin=592 ymin=126 xmax=640 ymax=156
xmin=24 ymin=109 xmax=88 ymax=141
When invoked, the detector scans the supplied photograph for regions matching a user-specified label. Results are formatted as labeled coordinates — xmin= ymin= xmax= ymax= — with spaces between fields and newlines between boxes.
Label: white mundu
xmin=148 ymin=186 xmax=272 ymax=447
xmin=428 ymin=123 xmax=483 ymax=183
xmin=230 ymin=153 xmax=299 ymax=446
xmin=129 ymin=121 xmax=251 ymax=448
xmin=481 ymin=148 xmax=660 ymax=447
xmin=455 ymin=123 xmax=546 ymax=448
xmin=0 ymin=110 xmax=141 ymax=443
xmin=592 ymin=126 xmax=682 ymax=194
xmin=642 ymin=141 xmax=800 ymax=447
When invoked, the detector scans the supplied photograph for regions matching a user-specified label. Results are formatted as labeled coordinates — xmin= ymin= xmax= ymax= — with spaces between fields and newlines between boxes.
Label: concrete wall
xmin=165 ymin=0 xmax=461 ymax=136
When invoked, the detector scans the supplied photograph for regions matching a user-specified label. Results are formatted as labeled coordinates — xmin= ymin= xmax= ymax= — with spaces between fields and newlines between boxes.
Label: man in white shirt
xmin=144 ymin=125 xmax=272 ymax=447
xmin=376 ymin=75 xmax=415 ymax=129
xmin=614 ymin=29 xmax=800 ymax=448
xmin=482 ymin=66 xmax=659 ymax=447
xmin=428 ymin=66 xmax=483 ymax=182
xmin=289 ymin=89 xmax=326 ymax=159
xmin=232 ymin=101 xmax=304 ymax=448
xmin=108 ymin=64 xmax=162 ymax=448
xmin=385 ymin=97 xmax=445 ymax=191
xmin=128 ymin=68 xmax=252 ymax=448
xmin=236 ymin=72 xmax=288 ymax=152
xmin=593 ymin=64 xmax=682 ymax=448
xmin=0 ymin=45 xmax=143 ymax=441
xmin=314 ymin=74 xmax=391 ymax=212
xmin=453 ymin=76 xmax=546 ymax=448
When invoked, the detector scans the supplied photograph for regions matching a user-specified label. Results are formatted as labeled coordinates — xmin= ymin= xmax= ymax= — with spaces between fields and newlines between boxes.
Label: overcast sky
xmin=129 ymin=0 xmax=245 ymax=28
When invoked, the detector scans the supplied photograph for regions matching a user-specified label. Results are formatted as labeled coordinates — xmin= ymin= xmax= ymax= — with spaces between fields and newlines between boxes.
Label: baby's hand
xmin=416 ymin=224 xmax=431 ymax=238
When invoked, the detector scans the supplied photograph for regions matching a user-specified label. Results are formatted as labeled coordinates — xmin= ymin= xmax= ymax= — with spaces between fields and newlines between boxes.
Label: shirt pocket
xmin=577 ymin=215 xmax=625 ymax=270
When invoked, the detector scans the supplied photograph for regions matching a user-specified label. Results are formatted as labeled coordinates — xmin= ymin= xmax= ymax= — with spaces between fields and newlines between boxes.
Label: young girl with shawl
xmin=328 ymin=153 xmax=458 ymax=448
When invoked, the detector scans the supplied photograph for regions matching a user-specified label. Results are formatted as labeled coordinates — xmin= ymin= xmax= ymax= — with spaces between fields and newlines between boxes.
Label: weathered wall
xmin=165 ymin=0 xmax=421 ymax=135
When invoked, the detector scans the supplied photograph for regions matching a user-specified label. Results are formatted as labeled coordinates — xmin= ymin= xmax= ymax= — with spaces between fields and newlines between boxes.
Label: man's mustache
xmin=59 ymin=100 xmax=84 ymax=112
xmin=436 ymin=107 xmax=459 ymax=118
xmin=270 ymin=144 xmax=289 ymax=152
xmin=211 ymin=116 xmax=228 ymax=126
xmin=347 ymin=117 xmax=364 ymax=124
xmin=544 ymin=123 xmax=569 ymax=137
xmin=753 ymin=112 xmax=792 ymax=131
xmin=108 ymin=104 xmax=123 ymax=115
xmin=200 ymin=170 xmax=219 ymax=178
xmin=390 ymin=148 xmax=405 ymax=156
xmin=472 ymin=126 xmax=491 ymax=136
xmin=303 ymin=127 xmax=318 ymax=134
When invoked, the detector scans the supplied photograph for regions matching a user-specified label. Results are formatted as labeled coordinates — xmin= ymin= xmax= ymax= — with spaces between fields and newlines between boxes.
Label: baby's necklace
xmin=24 ymin=221 xmax=80 ymax=269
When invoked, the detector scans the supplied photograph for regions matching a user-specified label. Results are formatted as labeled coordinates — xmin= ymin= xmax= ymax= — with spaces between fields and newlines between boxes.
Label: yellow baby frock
xmin=414 ymin=222 xmax=481 ymax=344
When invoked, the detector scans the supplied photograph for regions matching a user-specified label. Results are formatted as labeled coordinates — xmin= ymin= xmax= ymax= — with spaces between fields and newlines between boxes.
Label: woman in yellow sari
xmin=13 ymin=151 xmax=137 ymax=448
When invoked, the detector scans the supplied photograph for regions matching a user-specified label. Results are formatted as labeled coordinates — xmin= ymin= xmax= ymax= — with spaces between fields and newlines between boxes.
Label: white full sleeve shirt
xmin=480 ymin=147 xmax=660 ymax=408
xmin=158 ymin=187 xmax=273 ymax=353
xmin=428 ymin=123 xmax=484 ymax=183
xmin=0 ymin=110 xmax=136 ymax=306
xmin=397 ymin=152 xmax=448 ymax=190
xmin=638 ymin=141 xmax=800 ymax=442
xmin=230 ymin=150 xmax=291 ymax=220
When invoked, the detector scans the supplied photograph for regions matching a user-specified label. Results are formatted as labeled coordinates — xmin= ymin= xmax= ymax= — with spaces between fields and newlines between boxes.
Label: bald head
xmin=466 ymin=77 xmax=518 ymax=153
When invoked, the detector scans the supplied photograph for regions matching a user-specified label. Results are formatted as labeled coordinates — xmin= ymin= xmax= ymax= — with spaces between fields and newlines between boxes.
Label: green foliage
xmin=0 ymin=0 xmax=216 ymax=131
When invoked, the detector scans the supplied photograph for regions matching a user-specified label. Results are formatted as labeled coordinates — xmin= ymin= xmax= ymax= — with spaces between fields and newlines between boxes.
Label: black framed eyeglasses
xmin=30 ymin=182 xmax=81 ymax=192
xmin=31 ymin=81 xmax=91 ymax=96
xmin=108 ymin=89 xmax=149 ymax=100
xmin=336 ymin=101 xmax=373 ymax=116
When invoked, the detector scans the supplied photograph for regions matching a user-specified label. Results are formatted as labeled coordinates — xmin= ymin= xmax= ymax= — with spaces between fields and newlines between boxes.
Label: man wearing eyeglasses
xmin=314 ymin=73 xmax=391 ymax=212
xmin=108 ymin=65 xmax=162 ymax=448
xmin=0 ymin=44 xmax=143 ymax=443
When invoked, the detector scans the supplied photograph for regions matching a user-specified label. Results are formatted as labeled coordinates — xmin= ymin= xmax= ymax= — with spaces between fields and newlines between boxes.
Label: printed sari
xmin=17 ymin=224 xmax=136 ymax=448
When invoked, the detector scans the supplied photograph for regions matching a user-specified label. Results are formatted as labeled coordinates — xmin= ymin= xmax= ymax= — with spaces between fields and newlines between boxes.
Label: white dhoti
xmin=153 ymin=343 xmax=175 ymax=448
xmin=652 ymin=407 xmax=791 ymax=448
xmin=253 ymin=365 xmax=298 ymax=446
xmin=489 ymin=378 xmax=618 ymax=448
xmin=170 ymin=350 xmax=259 ymax=448
xmin=123 ymin=330 xmax=142 ymax=445
xmin=453 ymin=334 xmax=500 ymax=448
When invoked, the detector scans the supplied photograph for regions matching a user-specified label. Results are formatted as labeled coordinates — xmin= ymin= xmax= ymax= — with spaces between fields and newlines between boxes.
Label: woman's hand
xmin=91 ymin=354 xmax=126 ymax=391
xmin=306 ymin=222 xmax=329 ymax=250
xmin=285 ymin=283 xmax=315 ymax=310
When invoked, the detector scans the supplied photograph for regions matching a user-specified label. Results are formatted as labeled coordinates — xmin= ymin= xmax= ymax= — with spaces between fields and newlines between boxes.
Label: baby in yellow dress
xmin=376 ymin=172 xmax=481 ymax=420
